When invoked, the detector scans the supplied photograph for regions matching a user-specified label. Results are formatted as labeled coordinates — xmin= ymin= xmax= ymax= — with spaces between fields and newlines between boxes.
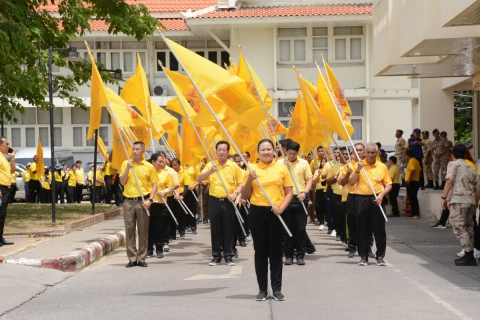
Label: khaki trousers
xmin=123 ymin=199 xmax=149 ymax=263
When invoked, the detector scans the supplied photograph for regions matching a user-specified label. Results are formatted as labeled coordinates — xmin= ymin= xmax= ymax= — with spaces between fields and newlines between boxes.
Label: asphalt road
xmin=2 ymin=220 xmax=480 ymax=320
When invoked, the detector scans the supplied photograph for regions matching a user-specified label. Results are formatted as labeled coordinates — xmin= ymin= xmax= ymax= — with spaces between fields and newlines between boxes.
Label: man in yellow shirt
xmin=0 ymin=137 xmax=16 ymax=246
xmin=94 ymin=165 xmax=105 ymax=203
xmin=103 ymin=152 xmax=114 ymax=205
xmin=28 ymin=155 xmax=41 ymax=203
xmin=387 ymin=156 xmax=400 ymax=217
xmin=120 ymin=141 xmax=158 ymax=268
xmin=75 ymin=160 xmax=85 ymax=203
xmin=23 ymin=163 xmax=31 ymax=201
xmin=197 ymin=140 xmax=243 ymax=266
xmin=326 ymin=147 xmax=348 ymax=243
xmin=405 ymin=150 xmax=422 ymax=219
xmin=278 ymin=141 xmax=313 ymax=266
xmin=349 ymin=142 xmax=392 ymax=266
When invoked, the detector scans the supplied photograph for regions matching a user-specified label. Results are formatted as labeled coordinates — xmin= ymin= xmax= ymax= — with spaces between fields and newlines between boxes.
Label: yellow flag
xmin=286 ymin=95 xmax=307 ymax=148
xmin=264 ymin=113 xmax=287 ymax=136
xmin=323 ymin=59 xmax=352 ymax=116
xmin=167 ymin=132 xmax=181 ymax=159
xmin=165 ymin=38 xmax=257 ymax=115
xmin=111 ymin=122 xmax=131 ymax=170
xmin=315 ymin=71 xmax=354 ymax=142
xmin=95 ymin=134 xmax=109 ymax=161
xmin=150 ymin=102 xmax=178 ymax=138
xmin=181 ymin=120 xmax=204 ymax=167
xmin=129 ymin=127 xmax=151 ymax=148
xmin=120 ymin=54 xmax=151 ymax=120
xmin=36 ymin=138 xmax=44 ymax=173
xmin=87 ymin=50 xmax=107 ymax=140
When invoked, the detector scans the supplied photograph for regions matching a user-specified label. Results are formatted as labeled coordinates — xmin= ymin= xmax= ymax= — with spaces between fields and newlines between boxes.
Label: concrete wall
xmin=418 ymin=78 xmax=454 ymax=135
xmin=369 ymin=99 xmax=412 ymax=146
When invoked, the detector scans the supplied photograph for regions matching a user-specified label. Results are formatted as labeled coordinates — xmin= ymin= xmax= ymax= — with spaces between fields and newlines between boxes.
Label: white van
xmin=14 ymin=147 xmax=75 ymax=168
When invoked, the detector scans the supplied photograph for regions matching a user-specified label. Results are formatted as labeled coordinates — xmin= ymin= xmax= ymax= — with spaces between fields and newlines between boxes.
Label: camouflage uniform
xmin=422 ymin=138 xmax=433 ymax=181
xmin=446 ymin=159 xmax=480 ymax=252
xmin=395 ymin=137 xmax=406 ymax=181
xmin=432 ymin=137 xmax=449 ymax=182
xmin=444 ymin=138 xmax=454 ymax=159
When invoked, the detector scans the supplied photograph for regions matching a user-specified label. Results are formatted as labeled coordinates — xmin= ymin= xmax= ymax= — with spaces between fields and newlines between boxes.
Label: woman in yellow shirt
xmin=66 ymin=165 xmax=77 ymax=203
xmin=43 ymin=167 xmax=52 ymax=203
xmin=312 ymin=158 xmax=327 ymax=230
xmin=171 ymin=159 xmax=198 ymax=236
xmin=54 ymin=164 xmax=64 ymax=204
xmin=241 ymin=139 xmax=293 ymax=302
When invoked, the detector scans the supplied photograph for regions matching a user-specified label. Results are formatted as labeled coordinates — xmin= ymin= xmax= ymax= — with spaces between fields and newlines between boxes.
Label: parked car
xmin=13 ymin=164 xmax=26 ymax=202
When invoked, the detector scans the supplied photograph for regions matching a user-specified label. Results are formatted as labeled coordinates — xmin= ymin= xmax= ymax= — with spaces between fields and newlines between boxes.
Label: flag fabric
xmin=120 ymin=54 xmax=151 ymax=119
xmin=150 ymin=102 xmax=178 ymax=138
xmin=167 ymin=132 xmax=181 ymax=159
xmin=129 ymin=127 xmax=151 ymax=148
xmin=87 ymin=50 xmax=107 ymax=140
xmin=95 ymin=134 xmax=109 ymax=161
xmin=323 ymin=59 xmax=352 ymax=116
xmin=181 ymin=120 xmax=205 ymax=167
xmin=36 ymin=138 xmax=44 ymax=173
xmin=264 ymin=113 xmax=288 ymax=136
xmin=111 ymin=122 xmax=131 ymax=170
xmin=165 ymin=38 xmax=258 ymax=115
xmin=315 ymin=71 xmax=354 ymax=142
xmin=286 ymin=95 xmax=308 ymax=149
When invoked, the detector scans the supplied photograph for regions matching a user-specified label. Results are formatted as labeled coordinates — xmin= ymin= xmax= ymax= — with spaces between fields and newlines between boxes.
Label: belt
xmin=124 ymin=194 xmax=150 ymax=201
xmin=0 ymin=184 xmax=10 ymax=189
xmin=210 ymin=195 xmax=227 ymax=201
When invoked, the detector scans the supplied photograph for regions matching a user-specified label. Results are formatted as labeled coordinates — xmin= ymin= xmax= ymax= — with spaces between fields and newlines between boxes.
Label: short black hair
xmin=286 ymin=141 xmax=300 ymax=152
xmin=216 ymin=140 xmax=230 ymax=151
xmin=317 ymin=146 xmax=324 ymax=151
xmin=389 ymin=156 xmax=397 ymax=164
xmin=406 ymin=150 xmax=414 ymax=158
xmin=279 ymin=139 xmax=293 ymax=148
xmin=257 ymin=139 xmax=275 ymax=151
xmin=396 ymin=129 xmax=404 ymax=135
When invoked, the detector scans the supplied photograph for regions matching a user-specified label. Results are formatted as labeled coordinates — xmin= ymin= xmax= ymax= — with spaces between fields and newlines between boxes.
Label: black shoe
xmin=358 ymin=258 xmax=368 ymax=266
xmin=455 ymin=251 xmax=477 ymax=266
xmin=192 ymin=229 xmax=197 ymax=235
xmin=421 ymin=187 xmax=425 ymax=190
xmin=157 ymin=251 xmax=164 ymax=258
xmin=327 ymin=229 xmax=333 ymax=235
xmin=255 ymin=291 xmax=267 ymax=301
xmin=233 ymin=251 xmax=239 ymax=258
xmin=297 ymin=258 xmax=305 ymax=265
xmin=239 ymin=241 xmax=246 ymax=247
xmin=209 ymin=258 xmax=221 ymax=266
xmin=146 ymin=250 xmax=153 ymax=258
xmin=272 ymin=291 xmax=285 ymax=301
xmin=126 ymin=261 xmax=137 ymax=268
xmin=0 ymin=238 xmax=14 ymax=245
xmin=388 ymin=214 xmax=400 ymax=218
xmin=432 ymin=222 xmax=446 ymax=229
xmin=225 ymin=257 xmax=235 ymax=266
xmin=376 ymin=257 xmax=386 ymax=266
xmin=137 ymin=261 xmax=148 ymax=267
xmin=284 ymin=257 xmax=293 ymax=265
xmin=348 ymin=250 xmax=356 ymax=258
xmin=367 ymin=248 xmax=375 ymax=258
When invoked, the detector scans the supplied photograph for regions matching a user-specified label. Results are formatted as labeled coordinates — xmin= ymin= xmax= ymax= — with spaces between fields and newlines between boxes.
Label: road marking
xmin=183 ymin=266 xmax=242 ymax=281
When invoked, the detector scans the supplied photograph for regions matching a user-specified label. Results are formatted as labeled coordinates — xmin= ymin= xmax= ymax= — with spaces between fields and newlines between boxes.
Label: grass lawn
xmin=5 ymin=203 xmax=116 ymax=233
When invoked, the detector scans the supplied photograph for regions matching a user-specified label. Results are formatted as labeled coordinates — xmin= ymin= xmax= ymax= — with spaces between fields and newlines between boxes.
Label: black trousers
xmin=75 ymin=184 xmax=83 ymax=203
xmin=165 ymin=196 xmax=178 ymax=242
xmin=209 ymin=196 xmax=235 ymax=259
xmin=28 ymin=180 xmax=41 ymax=203
xmin=174 ymin=199 xmax=186 ymax=237
xmin=67 ymin=186 xmax=75 ymax=203
xmin=112 ymin=174 xmax=123 ymax=206
xmin=415 ymin=157 xmax=424 ymax=188
xmin=325 ymin=186 xmax=335 ymax=230
xmin=315 ymin=189 xmax=326 ymax=225
xmin=283 ymin=198 xmax=308 ymax=259
xmin=0 ymin=186 xmax=10 ymax=239
xmin=389 ymin=183 xmax=400 ymax=215
xmin=148 ymin=203 xmax=170 ymax=253
xmin=333 ymin=193 xmax=345 ymax=241
xmin=55 ymin=182 xmax=63 ymax=203
xmin=248 ymin=205 xmax=284 ymax=293
xmin=346 ymin=194 xmax=357 ymax=250
xmin=184 ymin=190 xmax=197 ymax=231
xmin=355 ymin=195 xmax=387 ymax=259
xmin=8 ymin=184 xmax=16 ymax=203
xmin=61 ymin=180 xmax=68 ymax=203
xmin=406 ymin=181 xmax=420 ymax=216
xmin=104 ymin=175 xmax=112 ymax=204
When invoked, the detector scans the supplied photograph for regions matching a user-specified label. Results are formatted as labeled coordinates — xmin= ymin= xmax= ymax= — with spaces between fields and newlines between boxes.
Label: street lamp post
xmin=48 ymin=46 xmax=82 ymax=225
xmin=91 ymin=68 xmax=124 ymax=215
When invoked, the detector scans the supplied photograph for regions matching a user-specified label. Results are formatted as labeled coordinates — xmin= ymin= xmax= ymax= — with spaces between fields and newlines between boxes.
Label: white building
xmin=6 ymin=0 xmax=427 ymax=162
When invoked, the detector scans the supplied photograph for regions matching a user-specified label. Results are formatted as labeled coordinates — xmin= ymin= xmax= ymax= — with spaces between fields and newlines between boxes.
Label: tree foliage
xmin=453 ymin=90 xmax=473 ymax=144
xmin=0 ymin=0 xmax=161 ymax=122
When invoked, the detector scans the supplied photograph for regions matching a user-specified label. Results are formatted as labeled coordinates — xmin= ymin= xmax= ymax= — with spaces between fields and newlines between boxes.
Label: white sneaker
xmin=330 ymin=230 xmax=336 ymax=237
xmin=319 ymin=224 xmax=324 ymax=231
xmin=456 ymin=249 xmax=465 ymax=257
xmin=475 ymin=248 xmax=480 ymax=259
xmin=245 ymin=236 xmax=252 ymax=242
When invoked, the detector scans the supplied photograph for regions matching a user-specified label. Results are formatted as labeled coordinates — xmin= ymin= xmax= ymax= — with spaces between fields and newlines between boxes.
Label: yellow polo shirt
xmin=353 ymin=159 xmax=392 ymax=195
xmin=176 ymin=168 xmax=185 ymax=193
xmin=120 ymin=159 xmax=158 ymax=198
xmin=104 ymin=162 xmax=114 ymax=176
xmin=406 ymin=158 xmax=421 ymax=182
xmin=95 ymin=169 xmax=104 ymax=187
xmin=342 ymin=161 xmax=359 ymax=194
xmin=23 ymin=170 xmax=30 ymax=183
xmin=54 ymin=171 xmax=62 ymax=183
xmin=243 ymin=160 xmax=293 ymax=206
xmin=312 ymin=169 xmax=325 ymax=190
xmin=68 ymin=171 xmax=77 ymax=187
xmin=165 ymin=166 xmax=180 ymax=196
xmin=327 ymin=162 xmax=345 ymax=195
xmin=201 ymin=160 xmax=243 ymax=198
xmin=389 ymin=164 xmax=400 ymax=184
xmin=44 ymin=172 xmax=51 ymax=190
xmin=10 ymin=172 xmax=19 ymax=184
xmin=0 ymin=153 xmax=11 ymax=186
xmin=277 ymin=157 xmax=312 ymax=195
xmin=184 ymin=166 xmax=196 ymax=186
xmin=76 ymin=167 xmax=85 ymax=184
xmin=29 ymin=162 xmax=38 ymax=180
xmin=153 ymin=168 xmax=172 ymax=204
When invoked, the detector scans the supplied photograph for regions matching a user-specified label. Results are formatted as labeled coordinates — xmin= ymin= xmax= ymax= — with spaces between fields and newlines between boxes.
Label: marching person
xmin=241 ymin=139 xmax=293 ymax=301
xmin=74 ymin=160 xmax=85 ymax=203
xmin=350 ymin=142 xmax=392 ymax=266
xmin=54 ymin=164 xmax=64 ymax=203
xmin=441 ymin=146 xmax=480 ymax=266
xmin=103 ymin=152 xmax=114 ymax=205
xmin=120 ymin=141 xmax=158 ymax=268
xmin=312 ymin=158 xmax=327 ymax=231
xmin=147 ymin=152 xmax=173 ymax=259
xmin=196 ymin=140 xmax=243 ymax=267
xmin=0 ymin=137 xmax=16 ymax=246
xmin=171 ymin=158 xmax=188 ymax=239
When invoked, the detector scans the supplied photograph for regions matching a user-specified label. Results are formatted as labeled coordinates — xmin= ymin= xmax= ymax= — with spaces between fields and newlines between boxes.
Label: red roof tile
xmin=39 ymin=0 xmax=217 ymax=13
xmin=87 ymin=19 xmax=189 ymax=31
xmin=192 ymin=3 xmax=373 ymax=19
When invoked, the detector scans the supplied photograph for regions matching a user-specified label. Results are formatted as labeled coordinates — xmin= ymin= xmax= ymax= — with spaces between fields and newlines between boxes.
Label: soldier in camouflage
xmin=441 ymin=145 xmax=480 ymax=266
xmin=431 ymin=129 xmax=449 ymax=190
xmin=395 ymin=129 xmax=406 ymax=185
xmin=441 ymin=131 xmax=453 ymax=158
xmin=422 ymin=131 xmax=434 ymax=188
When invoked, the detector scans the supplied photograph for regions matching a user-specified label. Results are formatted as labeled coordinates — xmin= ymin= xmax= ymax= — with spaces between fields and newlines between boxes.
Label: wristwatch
xmin=148 ymin=198 xmax=154 ymax=202
xmin=302 ymin=191 xmax=309 ymax=196
xmin=440 ymin=196 xmax=446 ymax=200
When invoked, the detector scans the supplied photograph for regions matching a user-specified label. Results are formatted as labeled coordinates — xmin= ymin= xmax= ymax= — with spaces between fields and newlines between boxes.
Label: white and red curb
xmin=2 ymin=231 xmax=125 ymax=272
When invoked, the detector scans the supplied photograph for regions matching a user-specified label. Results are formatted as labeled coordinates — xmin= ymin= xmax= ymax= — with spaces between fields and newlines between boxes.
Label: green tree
xmin=454 ymin=90 xmax=473 ymax=144
xmin=0 ymin=0 xmax=161 ymax=122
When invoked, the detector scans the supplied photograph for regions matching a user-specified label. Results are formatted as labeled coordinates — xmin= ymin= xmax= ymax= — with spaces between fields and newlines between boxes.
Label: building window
xmin=73 ymin=127 xmax=83 ymax=147
xmin=313 ymin=27 xmax=328 ymax=63
xmin=54 ymin=127 xmax=62 ymax=147
xmin=156 ymin=48 xmax=229 ymax=72
xmin=11 ymin=128 xmax=21 ymax=148
xmin=333 ymin=26 xmax=363 ymax=62
xmin=337 ymin=100 xmax=364 ymax=141
xmin=278 ymin=101 xmax=296 ymax=139
xmin=13 ymin=109 xmax=36 ymax=125
xmin=37 ymin=108 xmax=63 ymax=125
xmin=278 ymin=28 xmax=307 ymax=63
xmin=99 ymin=127 xmax=109 ymax=146
xmin=71 ymin=108 xmax=89 ymax=124
xmin=26 ymin=128 xmax=35 ymax=147
xmin=39 ymin=127 xmax=49 ymax=146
